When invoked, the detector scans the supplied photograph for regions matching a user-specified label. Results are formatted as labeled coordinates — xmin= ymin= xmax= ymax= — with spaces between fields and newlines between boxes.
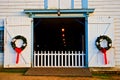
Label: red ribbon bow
xmin=15 ymin=48 xmax=22 ymax=64
xmin=101 ymin=48 xmax=107 ymax=64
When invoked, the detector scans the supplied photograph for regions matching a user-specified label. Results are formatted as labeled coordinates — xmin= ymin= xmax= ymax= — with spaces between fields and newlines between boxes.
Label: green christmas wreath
xmin=11 ymin=35 xmax=27 ymax=50
xmin=95 ymin=35 xmax=112 ymax=50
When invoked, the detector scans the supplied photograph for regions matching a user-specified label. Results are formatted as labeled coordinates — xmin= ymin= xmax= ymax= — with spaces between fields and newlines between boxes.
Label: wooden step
xmin=25 ymin=67 xmax=92 ymax=77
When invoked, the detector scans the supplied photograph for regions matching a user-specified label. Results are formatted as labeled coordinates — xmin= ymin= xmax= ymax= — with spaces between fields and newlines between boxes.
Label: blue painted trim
xmin=30 ymin=16 xmax=85 ymax=18
xmin=71 ymin=0 xmax=74 ymax=9
xmin=84 ymin=13 xmax=88 ymax=67
xmin=58 ymin=0 xmax=60 ymax=9
xmin=44 ymin=0 xmax=48 ymax=9
xmin=0 ymin=27 xmax=4 ymax=30
xmin=82 ymin=0 xmax=88 ymax=8
xmin=24 ymin=9 xmax=94 ymax=14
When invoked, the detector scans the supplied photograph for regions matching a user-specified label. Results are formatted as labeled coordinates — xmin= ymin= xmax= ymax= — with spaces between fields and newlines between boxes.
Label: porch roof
xmin=24 ymin=9 xmax=95 ymax=17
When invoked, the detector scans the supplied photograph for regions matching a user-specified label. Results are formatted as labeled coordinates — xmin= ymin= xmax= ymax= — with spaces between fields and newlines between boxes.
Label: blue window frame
xmin=44 ymin=0 xmax=88 ymax=9
xmin=0 ymin=27 xmax=4 ymax=53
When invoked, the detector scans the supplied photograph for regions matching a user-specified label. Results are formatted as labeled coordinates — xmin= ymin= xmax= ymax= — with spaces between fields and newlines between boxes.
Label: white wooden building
xmin=0 ymin=0 xmax=120 ymax=69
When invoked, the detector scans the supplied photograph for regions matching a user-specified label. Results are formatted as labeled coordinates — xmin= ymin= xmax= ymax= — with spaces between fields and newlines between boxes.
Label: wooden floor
xmin=25 ymin=67 xmax=92 ymax=77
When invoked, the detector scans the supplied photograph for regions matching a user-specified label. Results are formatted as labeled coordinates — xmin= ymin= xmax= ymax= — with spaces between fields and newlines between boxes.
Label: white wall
xmin=0 ymin=0 xmax=44 ymax=17
xmin=0 ymin=0 xmax=82 ymax=18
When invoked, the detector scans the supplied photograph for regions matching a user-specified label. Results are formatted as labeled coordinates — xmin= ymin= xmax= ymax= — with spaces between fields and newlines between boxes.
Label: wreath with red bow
xmin=95 ymin=35 xmax=112 ymax=50
xmin=11 ymin=35 xmax=27 ymax=64
xmin=95 ymin=35 xmax=112 ymax=64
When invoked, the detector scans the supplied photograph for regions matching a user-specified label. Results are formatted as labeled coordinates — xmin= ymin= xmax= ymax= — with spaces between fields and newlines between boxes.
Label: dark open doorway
xmin=34 ymin=18 xmax=85 ymax=52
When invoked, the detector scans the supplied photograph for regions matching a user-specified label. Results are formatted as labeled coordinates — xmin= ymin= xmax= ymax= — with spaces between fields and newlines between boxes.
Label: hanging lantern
xmin=62 ymin=34 xmax=65 ymax=37
xmin=61 ymin=28 xmax=65 ymax=32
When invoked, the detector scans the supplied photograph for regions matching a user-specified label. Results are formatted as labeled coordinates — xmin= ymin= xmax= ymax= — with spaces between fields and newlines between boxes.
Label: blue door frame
xmin=84 ymin=14 xmax=88 ymax=67
xmin=24 ymin=8 xmax=94 ymax=67
xmin=32 ymin=16 xmax=88 ymax=67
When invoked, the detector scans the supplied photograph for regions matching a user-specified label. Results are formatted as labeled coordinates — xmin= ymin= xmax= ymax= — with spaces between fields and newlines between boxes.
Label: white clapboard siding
xmin=114 ymin=18 xmax=120 ymax=67
xmin=0 ymin=0 xmax=44 ymax=17
xmin=0 ymin=0 xmax=120 ymax=16
xmin=88 ymin=16 xmax=114 ymax=67
xmin=89 ymin=0 xmax=120 ymax=16
xmin=0 ymin=0 xmax=83 ymax=17
xmin=4 ymin=17 xmax=32 ymax=68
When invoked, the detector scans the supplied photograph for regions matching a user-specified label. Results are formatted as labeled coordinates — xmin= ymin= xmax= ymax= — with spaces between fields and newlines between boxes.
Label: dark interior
xmin=34 ymin=18 xmax=85 ymax=51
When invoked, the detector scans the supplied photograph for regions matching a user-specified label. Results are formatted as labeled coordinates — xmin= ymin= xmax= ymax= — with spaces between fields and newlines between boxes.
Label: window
xmin=0 ymin=27 xmax=4 ymax=53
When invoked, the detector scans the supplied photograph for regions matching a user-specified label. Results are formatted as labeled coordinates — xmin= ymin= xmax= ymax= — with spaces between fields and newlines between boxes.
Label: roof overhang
xmin=24 ymin=8 xmax=95 ymax=17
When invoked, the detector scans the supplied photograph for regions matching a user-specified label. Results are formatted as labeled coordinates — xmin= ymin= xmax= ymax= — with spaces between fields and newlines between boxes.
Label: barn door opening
xmin=33 ymin=18 xmax=86 ymax=67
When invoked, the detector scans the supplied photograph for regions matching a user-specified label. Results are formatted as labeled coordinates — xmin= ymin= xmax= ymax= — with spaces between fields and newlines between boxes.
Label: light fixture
xmin=61 ymin=28 xmax=65 ymax=32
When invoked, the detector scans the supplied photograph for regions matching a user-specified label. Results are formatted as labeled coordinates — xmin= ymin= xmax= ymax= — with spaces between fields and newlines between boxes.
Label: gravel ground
xmin=0 ymin=72 xmax=120 ymax=80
